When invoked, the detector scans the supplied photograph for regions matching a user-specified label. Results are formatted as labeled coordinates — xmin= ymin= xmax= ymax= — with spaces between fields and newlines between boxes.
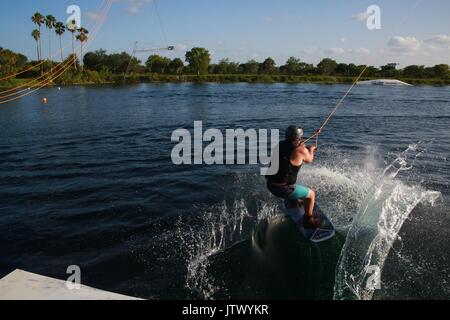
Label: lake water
xmin=0 ymin=83 xmax=449 ymax=299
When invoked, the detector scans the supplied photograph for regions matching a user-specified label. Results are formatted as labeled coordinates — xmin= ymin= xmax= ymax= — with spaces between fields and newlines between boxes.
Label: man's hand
xmin=309 ymin=144 xmax=317 ymax=152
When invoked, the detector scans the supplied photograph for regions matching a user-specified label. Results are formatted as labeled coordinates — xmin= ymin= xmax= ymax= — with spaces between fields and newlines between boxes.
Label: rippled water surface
xmin=0 ymin=83 xmax=449 ymax=299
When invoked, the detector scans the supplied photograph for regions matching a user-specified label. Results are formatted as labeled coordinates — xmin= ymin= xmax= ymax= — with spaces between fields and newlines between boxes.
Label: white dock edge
xmin=0 ymin=269 xmax=142 ymax=300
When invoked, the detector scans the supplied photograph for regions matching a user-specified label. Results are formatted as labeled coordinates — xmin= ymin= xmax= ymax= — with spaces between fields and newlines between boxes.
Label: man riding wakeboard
xmin=266 ymin=125 xmax=319 ymax=225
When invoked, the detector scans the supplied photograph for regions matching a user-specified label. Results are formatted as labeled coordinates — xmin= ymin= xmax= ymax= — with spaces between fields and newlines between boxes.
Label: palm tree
xmin=67 ymin=19 xmax=78 ymax=69
xmin=54 ymin=22 xmax=66 ymax=62
xmin=68 ymin=20 xmax=77 ymax=54
xmin=31 ymin=12 xmax=44 ymax=74
xmin=31 ymin=29 xmax=41 ymax=61
xmin=76 ymin=27 xmax=89 ymax=73
xmin=45 ymin=15 xmax=57 ymax=61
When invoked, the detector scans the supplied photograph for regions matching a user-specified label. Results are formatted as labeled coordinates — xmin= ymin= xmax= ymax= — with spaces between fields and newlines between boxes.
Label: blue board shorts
xmin=267 ymin=182 xmax=311 ymax=201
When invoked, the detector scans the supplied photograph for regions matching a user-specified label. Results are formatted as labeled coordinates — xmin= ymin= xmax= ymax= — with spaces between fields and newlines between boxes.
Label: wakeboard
xmin=284 ymin=201 xmax=336 ymax=243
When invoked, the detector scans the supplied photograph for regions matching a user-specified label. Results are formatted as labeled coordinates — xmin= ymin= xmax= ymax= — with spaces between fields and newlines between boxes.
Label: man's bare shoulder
xmin=294 ymin=143 xmax=308 ymax=154
xmin=291 ymin=143 xmax=309 ymax=160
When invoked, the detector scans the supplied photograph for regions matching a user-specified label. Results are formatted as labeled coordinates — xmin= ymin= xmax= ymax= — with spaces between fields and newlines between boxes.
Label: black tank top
xmin=266 ymin=140 xmax=302 ymax=185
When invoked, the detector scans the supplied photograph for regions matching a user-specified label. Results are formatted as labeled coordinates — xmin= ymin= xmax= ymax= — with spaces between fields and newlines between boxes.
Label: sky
xmin=1 ymin=0 xmax=449 ymax=67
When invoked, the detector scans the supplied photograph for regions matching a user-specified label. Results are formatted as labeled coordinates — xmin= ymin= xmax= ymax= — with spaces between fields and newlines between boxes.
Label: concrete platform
xmin=0 ymin=269 xmax=141 ymax=300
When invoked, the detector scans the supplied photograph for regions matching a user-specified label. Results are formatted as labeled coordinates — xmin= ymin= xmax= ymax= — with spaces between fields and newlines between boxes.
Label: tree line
xmin=1 ymin=46 xmax=449 ymax=80
xmin=81 ymin=48 xmax=450 ymax=79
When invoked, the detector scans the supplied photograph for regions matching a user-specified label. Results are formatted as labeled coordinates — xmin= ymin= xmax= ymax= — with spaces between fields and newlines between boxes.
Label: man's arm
xmin=300 ymin=144 xmax=316 ymax=164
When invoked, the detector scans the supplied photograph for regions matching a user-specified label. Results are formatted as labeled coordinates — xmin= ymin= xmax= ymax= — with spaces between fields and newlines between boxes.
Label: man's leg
xmin=287 ymin=185 xmax=317 ymax=225
xmin=303 ymin=189 xmax=316 ymax=220
xmin=287 ymin=185 xmax=310 ymax=208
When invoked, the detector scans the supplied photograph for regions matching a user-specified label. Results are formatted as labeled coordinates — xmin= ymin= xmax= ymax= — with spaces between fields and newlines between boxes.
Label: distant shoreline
xmin=1 ymin=74 xmax=449 ymax=90
xmin=123 ymin=74 xmax=450 ymax=86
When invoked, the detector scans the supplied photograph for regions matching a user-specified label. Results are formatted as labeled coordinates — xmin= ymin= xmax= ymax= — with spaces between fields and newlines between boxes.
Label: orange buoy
xmin=41 ymin=97 xmax=48 ymax=104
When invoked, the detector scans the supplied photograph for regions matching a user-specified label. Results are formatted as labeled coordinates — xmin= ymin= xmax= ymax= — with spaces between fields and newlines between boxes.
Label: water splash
xmin=177 ymin=143 xmax=441 ymax=300
xmin=333 ymin=143 xmax=441 ymax=300
xmin=179 ymin=199 xmax=252 ymax=299
xmin=301 ymin=145 xmax=381 ymax=227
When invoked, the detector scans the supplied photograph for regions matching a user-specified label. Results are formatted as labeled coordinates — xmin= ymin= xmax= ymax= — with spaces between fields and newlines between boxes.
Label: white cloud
xmin=324 ymin=47 xmax=345 ymax=55
xmin=340 ymin=37 xmax=347 ymax=43
xmin=349 ymin=48 xmax=370 ymax=55
xmin=175 ymin=43 xmax=188 ymax=51
xmin=424 ymin=35 xmax=450 ymax=45
xmin=263 ymin=14 xmax=301 ymax=24
xmin=388 ymin=36 xmax=421 ymax=52
xmin=300 ymin=47 xmax=318 ymax=55
xmin=427 ymin=45 xmax=441 ymax=52
xmin=126 ymin=7 xmax=140 ymax=15
xmin=352 ymin=12 xmax=369 ymax=22
xmin=114 ymin=0 xmax=153 ymax=16
xmin=85 ymin=11 xmax=102 ymax=22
